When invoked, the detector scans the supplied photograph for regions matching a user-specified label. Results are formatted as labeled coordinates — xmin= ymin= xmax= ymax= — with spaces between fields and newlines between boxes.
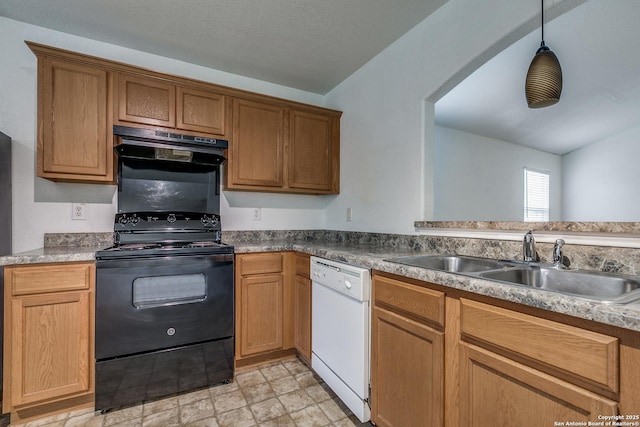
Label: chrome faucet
xmin=523 ymin=230 xmax=537 ymax=262
xmin=553 ymin=239 xmax=566 ymax=268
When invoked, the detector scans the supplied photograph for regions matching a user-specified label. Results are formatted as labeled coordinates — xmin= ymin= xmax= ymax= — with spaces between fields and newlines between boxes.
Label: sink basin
xmin=479 ymin=266 xmax=640 ymax=304
xmin=386 ymin=255 xmax=515 ymax=273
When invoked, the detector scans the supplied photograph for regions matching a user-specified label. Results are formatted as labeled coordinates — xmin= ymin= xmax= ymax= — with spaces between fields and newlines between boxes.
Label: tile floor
xmin=9 ymin=357 xmax=373 ymax=427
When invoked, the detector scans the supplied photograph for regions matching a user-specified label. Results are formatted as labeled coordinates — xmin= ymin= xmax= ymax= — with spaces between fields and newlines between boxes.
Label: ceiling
xmin=0 ymin=0 xmax=447 ymax=94
xmin=435 ymin=0 xmax=640 ymax=155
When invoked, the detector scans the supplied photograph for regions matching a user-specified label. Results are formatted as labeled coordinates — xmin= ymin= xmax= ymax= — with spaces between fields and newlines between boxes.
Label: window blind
xmin=524 ymin=168 xmax=549 ymax=222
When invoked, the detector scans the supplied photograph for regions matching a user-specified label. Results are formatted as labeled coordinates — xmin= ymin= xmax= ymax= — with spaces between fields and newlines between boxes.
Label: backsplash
xmin=43 ymin=230 xmax=640 ymax=275
xmin=223 ymin=230 xmax=640 ymax=275
xmin=414 ymin=221 xmax=640 ymax=233
xmin=44 ymin=232 xmax=114 ymax=248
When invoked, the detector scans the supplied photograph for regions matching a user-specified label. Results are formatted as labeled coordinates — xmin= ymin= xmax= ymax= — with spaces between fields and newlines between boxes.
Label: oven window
xmin=133 ymin=273 xmax=206 ymax=308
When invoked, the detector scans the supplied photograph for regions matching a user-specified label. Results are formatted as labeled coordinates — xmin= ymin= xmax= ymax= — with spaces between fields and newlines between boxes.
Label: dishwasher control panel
xmin=310 ymin=257 xmax=371 ymax=302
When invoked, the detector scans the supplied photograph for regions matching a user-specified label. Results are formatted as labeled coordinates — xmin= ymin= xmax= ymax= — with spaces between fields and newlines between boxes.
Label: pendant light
xmin=525 ymin=0 xmax=563 ymax=108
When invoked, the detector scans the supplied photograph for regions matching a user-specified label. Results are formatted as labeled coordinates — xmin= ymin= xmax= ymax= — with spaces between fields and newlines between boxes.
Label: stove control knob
xmin=130 ymin=215 xmax=140 ymax=225
xmin=201 ymin=215 xmax=211 ymax=226
xmin=167 ymin=214 xmax=177 ymax=223
xmin=210 ymin=216 xmax=219 ymax=227
xmin=117 ymin=215 xmax=129 ymax=225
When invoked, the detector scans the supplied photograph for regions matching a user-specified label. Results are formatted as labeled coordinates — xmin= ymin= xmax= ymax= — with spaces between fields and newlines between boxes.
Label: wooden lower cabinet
xmin=371 ymin=307 xmax=444 ymax=427
xmin=10 ymin=292 xmax=91 ymax=407
xmin=3 ymin=262 xmax=95 ymax=422
xmin=235 ymin=252 xmax=295 ymax=365
xmin=238 ymin=273 xmax=284 ymax=357
xmin=459 ymin=343 xmax=617 ymax=426
xmin=293 ymin=253 xmax=311 ymax=362
xmin=371 ymin=274 xmax=445 ymax=427
xmin=370 ymin=272 xmax=636 ymax=427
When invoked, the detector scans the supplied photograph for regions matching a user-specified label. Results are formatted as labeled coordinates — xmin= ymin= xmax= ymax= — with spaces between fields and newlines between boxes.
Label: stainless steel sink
xmin=479 ymin=266 xmax=640 ymax=304
xmin=386 ymin=254 xmax=640 ymax=304
xmin=386 ymin=255 xmax=516 ymax=273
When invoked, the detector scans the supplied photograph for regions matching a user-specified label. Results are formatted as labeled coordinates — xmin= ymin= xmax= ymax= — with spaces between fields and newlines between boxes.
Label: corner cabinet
xmin=226 ymin=98 xmax=340 ymax=194
xmin=3 ymin=262 xmax=95 ymax=423
xmin=30 ymin=43 xmax=114 ymax=183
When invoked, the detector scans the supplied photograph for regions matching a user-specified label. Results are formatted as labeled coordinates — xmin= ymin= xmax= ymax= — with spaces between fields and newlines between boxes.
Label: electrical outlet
xmin=252 ymin=207 xmax=262 ymax=221
xmin=72 ymin=203 xmax=87 ymax=220
xmin=346 ymin=207 xmax=352 ymax=221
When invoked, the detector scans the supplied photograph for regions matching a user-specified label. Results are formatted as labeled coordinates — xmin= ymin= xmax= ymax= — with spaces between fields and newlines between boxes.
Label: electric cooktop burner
xmin=96 ymin=211 xmax=233 ymax=260
xmin=117 ymin=243 xmax=163 ymax=250
xmin=185 ymin=241 xmax=223 ymax=248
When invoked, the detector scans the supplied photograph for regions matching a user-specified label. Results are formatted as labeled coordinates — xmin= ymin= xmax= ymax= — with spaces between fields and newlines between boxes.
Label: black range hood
xmin=113 ymin=125 xmax=228 ymax=167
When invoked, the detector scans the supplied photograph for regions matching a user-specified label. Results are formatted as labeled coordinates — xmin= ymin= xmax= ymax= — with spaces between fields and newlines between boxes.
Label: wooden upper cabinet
xmin=116 ymin=73 xmax=228 ymax=138
xmin=289 ymin=110 xmax=338 ymax=192
xmin=117 ymin=73 xmax=176 ymax=128
xmin=177 ymin=86 xmax=227 ymax=135
xmin=229 ymin=98 xmax=285 ymax=188
xmin=227 ymin=99 xmax=340 ymax=194
xmin=36 ymin=56 xmax=113 ymax=183
xmin=28 ymin=43 xmax=339 ymax=189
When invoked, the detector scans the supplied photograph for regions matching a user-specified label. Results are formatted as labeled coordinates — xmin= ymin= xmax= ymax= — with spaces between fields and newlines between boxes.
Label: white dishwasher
xmin=310 ymin=256 xmax=371 ymax=422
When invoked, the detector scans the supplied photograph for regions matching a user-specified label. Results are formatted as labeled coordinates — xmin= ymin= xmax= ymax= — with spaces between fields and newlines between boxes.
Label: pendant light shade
xmin=525 ymin=1 xmax=562 ymax=108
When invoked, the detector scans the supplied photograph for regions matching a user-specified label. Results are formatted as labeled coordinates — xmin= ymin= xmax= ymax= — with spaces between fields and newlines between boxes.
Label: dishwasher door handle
xmin=314 ymin=260 xmax=341 ymax=272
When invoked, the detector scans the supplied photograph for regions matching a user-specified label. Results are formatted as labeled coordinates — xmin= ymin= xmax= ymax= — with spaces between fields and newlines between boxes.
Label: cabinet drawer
xmin=8 ymin=263 xmax=93 ymax=295
xmin=373 ymin=275 xmax=445 ymax=327
xmin=295 ymin=254 xmax=310 ymax=278
xmin=238 ymin=253 xmax=284 ymax=276
xmin=460 ymin=298 xmax=618 ymax=393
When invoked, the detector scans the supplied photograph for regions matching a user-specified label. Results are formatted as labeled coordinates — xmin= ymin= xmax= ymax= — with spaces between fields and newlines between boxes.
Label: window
xmin=524 ymin=168 xmax=549 ymax=221
xmin=133 ymin=273 xmax=206 ymax=308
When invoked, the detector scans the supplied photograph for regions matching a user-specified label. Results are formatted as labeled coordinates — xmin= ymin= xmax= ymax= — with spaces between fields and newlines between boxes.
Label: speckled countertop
xmin=0 ymin=245 xmax=106 ymax=266
xmin=2 ymin=238 xmax=640 ymax=333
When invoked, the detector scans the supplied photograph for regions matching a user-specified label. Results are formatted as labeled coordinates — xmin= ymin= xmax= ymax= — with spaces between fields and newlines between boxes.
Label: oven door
xmin=96 ymin=253 xmax=233 ymax=360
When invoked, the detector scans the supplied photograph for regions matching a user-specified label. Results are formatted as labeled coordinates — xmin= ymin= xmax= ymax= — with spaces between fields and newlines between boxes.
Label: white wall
xmin=563 ymin=124 xmax=640 ymax=221
xmin=433 ymin=126 xmax=562 ymax=221
xmin=322 ymin=0 xmax=567 ymax=233
xmin=0 ymin=17 xmax=330 ymax=252
xmin=1 ymin=0 xmax=582 ymax=251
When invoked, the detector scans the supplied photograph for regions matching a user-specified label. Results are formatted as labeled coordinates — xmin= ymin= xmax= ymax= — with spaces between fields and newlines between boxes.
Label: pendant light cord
xmin=541 ymin=0 xmax=545 ymax=44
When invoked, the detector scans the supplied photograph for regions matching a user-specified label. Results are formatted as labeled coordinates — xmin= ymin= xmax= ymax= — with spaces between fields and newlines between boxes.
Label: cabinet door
xmin=38 ymin=58 xmax=112 ymax=182
xmin=371 ymin=307 xmax=444 ymax=427
xmin=294 ymin=275 xmax=312 ymax=362
xmin=288 ymin=110 xmax=338 ymax=193
xmin=177 ymin=87 xmax=227 ymax=136
xmin=459 ymin=343 xmax=617 ymax=426
xmin=117 ymin=73 xmax=176 ymax=127
xmin=229 ymin=98 xmax=284 ymax=188
xmin=239 ymin=274 xmax=284 ymax=357
xmin=10 ymin=291 xmax=92 ymax=407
